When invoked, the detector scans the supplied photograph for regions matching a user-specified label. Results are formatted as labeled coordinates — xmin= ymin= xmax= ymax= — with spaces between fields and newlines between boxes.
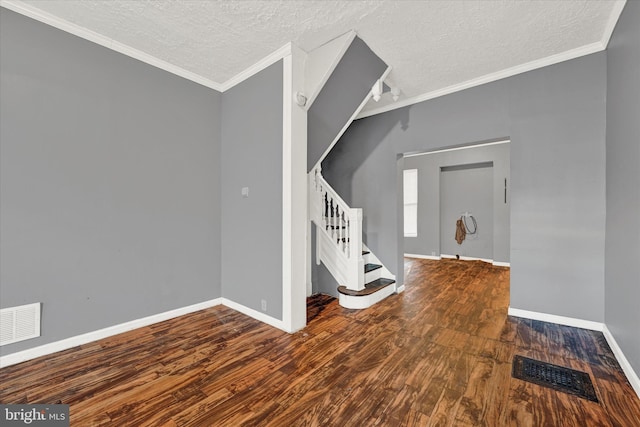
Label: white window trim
xmin=404 ymin=169 xmax=418 ymax=237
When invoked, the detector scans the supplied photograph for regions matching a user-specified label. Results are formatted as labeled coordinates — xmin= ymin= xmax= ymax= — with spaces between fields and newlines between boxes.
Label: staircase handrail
xmin=309 ymin=167 xmax=365 ymax=291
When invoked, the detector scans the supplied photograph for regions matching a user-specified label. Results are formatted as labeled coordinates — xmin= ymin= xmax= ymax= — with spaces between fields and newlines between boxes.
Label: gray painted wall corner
xmin=0 ymin=8 xmax=223 ymax=354
xmin=220 ymin=60 xmax=284 ymax=319
xmin=605 ymin=0 xmax=640 ymax=380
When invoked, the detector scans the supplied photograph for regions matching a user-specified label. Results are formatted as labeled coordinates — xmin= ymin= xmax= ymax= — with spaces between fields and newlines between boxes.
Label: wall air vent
xmin=0 ymin=303 xmax=41 ymax=346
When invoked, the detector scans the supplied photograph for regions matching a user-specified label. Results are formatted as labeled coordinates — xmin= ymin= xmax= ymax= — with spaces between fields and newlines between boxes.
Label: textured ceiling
xmin=9 ymin=0 xmax=624 ymax=112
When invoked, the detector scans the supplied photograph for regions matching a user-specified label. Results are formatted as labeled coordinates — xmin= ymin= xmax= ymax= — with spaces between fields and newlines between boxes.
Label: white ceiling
xmin=4 ymin=0 xmax=625 ymax=115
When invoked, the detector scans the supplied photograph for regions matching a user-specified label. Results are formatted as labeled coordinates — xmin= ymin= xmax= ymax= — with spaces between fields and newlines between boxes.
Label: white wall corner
xmin=602 ymin=325 xmax=640 ymax=399
xmin=220 ymin=298 xmax=286 ymax=331
xmin=221 ymin=42 xmax=293 ymax=92
xmin=282 ymin=45 xmax=308 ymax=333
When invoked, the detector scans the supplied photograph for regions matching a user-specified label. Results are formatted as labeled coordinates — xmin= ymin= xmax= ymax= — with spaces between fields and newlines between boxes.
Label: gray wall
xmin=322 ymin=52 xmax=606 ymax=322
xmin=221 ymin=61 xmax=284 ymax=319
xmin=307 ymin=37 xmax=387 ymax=170
xmin=605 ymin=1 xmax=640 ymax=377
xmin=403 ymin=143 xmax=510 ymax=262
xmin=0 ymin=9 xmax=222 ymax=354
xmin=440 ymin=164 xmax=494 ymax=259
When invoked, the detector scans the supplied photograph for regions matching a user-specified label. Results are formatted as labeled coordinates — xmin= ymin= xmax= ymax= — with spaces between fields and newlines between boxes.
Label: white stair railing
xmin=309 ymin=167 xmax=365 ymax=291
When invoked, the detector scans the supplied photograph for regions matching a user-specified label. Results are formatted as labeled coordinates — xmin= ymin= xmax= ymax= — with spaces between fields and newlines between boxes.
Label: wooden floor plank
xmin=1 ymin=258 xmax=639 ymax=426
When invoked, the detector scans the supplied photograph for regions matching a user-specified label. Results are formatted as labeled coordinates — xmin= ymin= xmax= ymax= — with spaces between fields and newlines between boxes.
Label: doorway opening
xmin=401 ymin=139 xmax=511 ymax=287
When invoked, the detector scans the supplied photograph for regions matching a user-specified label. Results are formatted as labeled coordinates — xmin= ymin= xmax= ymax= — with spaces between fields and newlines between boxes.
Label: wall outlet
xmin=431 ymin=251 xmax=436 ymax=256
xmin=261 ymin=299 xmax=267 ymax=311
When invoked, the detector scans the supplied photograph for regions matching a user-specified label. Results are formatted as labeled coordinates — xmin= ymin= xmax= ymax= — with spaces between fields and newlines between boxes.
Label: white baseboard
xmin=492 ymin=261 xmax=511 ymax=267
xmin=404 ymin=253 xmax=441 ymax=260
xmin=0 ymin=298 xmax=223 ymax=368
xmin=396 ymin=285 xmax=406 ymax=293
xmin=0 ymin=297 xmax=293 ymax=368
xmin=508 ymin=307 xmax=640 ymax=399
xmin=441 ymin=254 xmax=495 ymax=264
xmin=220 ymin=298 xmax=286 ymax=331
xmin=507 ymin=307 xmax=604 ymax=331
xmin=603 ymin=325 xmax=640 ymax=399
xmin=406 ymin=253 xmax=510 ymax=267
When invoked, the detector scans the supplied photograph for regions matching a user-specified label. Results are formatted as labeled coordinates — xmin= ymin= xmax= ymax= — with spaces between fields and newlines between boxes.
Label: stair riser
xmin=338 ymin=284 xmax=397 ymax=309
xmin=364 ymin=268 xmax=382 ymax=282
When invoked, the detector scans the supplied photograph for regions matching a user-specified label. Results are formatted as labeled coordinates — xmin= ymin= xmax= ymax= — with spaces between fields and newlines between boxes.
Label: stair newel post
xmin=348 ymin=208 xmax=365 ymax=291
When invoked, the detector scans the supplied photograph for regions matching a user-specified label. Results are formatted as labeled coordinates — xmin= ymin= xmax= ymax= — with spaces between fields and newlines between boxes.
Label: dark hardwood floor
xmin=1 ymin=258 xmax=639 ymax=426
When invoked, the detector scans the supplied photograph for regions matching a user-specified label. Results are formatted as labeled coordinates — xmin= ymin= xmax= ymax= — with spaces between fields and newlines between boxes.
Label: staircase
xmin=304 ymin=34 xmax=395 ymax=309
xmin=309 ymin=167 xmax=396 ymax=309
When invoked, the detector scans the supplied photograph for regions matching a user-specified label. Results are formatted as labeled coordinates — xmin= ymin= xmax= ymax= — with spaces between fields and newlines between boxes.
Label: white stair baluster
xmin=308 ymin=169 xmax=364 ymax=291
xmin=336 ymin=207 xmax=342 ymax=249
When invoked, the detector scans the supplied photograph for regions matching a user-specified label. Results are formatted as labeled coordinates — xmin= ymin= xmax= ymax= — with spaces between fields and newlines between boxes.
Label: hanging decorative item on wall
xmin=463 ymin=213 xmax=477 ymax=235
xmin=456 ymin=212 xmax=477 ymax=244
xmin=455 ymin=217 xmax=466 ymax=244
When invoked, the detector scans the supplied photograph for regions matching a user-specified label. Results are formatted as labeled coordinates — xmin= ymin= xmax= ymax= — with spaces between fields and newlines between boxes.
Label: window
xmin=404 ymin=169 xmax=418 ymax=237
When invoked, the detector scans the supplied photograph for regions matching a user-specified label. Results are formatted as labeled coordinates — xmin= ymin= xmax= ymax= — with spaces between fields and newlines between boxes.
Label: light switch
xmin=241 ymin=187 xmax=249 ymax=198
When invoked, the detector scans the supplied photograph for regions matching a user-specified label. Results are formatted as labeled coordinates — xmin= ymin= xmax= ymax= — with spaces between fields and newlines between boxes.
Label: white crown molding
xmin=508 ymin=307 xmax=603 ymax=331
xmin=0 ymin=0 xmax=293 ymax=93
xmin=0 ymin=0 xmax=224 ymax=91
xmin=220 ymin=43 xmax=292 ymax=92
xmin=404 ymin=139 xmax=510 ymax=158
xmin=358 ymin=41 xmax=606 ymax=119
xmin=603 ymin=324 xmax=640 ymax=399
xmin=0 ymin=298 xmax=223 ymax=368
xmin=359 ymin=0 xmax=626 ymax=119
xmin=601 ymin=0 xmax=627 ymax=48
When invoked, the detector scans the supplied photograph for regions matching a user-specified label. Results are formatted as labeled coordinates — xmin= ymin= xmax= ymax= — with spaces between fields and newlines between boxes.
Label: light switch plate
xmin=241 ymin=187 xmax=249 ymax=198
